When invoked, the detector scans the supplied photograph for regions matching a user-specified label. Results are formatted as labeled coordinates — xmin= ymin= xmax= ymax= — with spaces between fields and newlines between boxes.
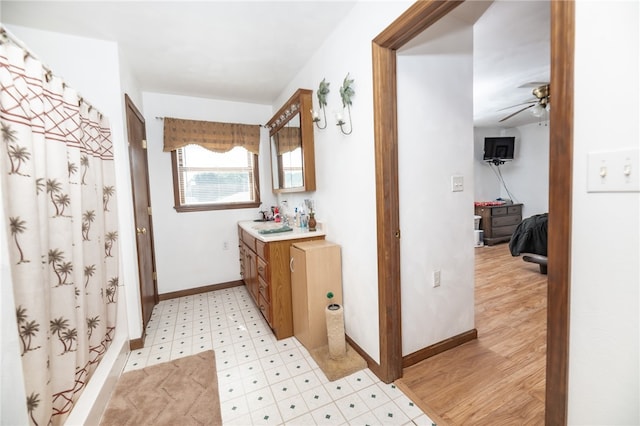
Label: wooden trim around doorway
xmin=372 ymin=0 xmax=574 ymax=424
xmin=371 ymin=0 xmax=465 ymax=385
xmin=545 ymin=1 xmax=574 ymax=424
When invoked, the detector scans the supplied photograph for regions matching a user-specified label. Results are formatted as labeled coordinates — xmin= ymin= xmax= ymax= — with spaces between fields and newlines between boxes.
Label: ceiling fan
xmin=498 ymin=83 xmax=550 ymax=123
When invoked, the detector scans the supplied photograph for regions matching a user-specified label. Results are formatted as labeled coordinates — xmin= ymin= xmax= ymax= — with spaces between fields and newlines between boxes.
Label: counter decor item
xmin=308 ymin=212 xmax=317 ymax=231
xmin=325 ymin=292 xmax=346 ymax=359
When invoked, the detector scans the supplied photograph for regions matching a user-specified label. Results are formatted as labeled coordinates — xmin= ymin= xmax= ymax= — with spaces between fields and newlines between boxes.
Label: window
xmin=171 ymin=144 xmax=260 ymax=212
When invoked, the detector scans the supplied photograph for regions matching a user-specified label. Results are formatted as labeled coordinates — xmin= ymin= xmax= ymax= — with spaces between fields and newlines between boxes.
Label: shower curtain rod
xmin=0 ymin=25 xmax=101 ymax=114
xmin=155 ymin=116 xmax=268 ymax=127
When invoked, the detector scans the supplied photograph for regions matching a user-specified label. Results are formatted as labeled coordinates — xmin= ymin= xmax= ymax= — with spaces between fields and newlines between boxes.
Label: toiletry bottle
xmin=300 ymin=210 xmax=307 ymax=229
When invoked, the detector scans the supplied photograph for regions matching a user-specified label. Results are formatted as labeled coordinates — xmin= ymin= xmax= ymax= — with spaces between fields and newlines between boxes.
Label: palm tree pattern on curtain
xmin=1 ymin=42 xmax=120 ymax=425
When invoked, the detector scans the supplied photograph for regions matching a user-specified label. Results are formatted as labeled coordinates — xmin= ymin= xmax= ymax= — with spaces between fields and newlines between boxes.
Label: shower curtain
xmin=1 ymin=41 xmax=119 ymax=425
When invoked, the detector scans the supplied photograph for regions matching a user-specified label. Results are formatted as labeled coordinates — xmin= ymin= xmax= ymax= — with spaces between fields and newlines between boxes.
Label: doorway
xmin=372 ymin=1 xmax=574 ymax=424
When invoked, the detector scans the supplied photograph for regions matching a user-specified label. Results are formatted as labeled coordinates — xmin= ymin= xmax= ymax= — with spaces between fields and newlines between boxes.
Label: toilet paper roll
xmin=325 ymin=303 xmax=346 ymax=359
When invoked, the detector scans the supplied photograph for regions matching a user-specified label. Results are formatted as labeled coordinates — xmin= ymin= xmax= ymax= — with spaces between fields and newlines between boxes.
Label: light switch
xmin=587 ymin=148 xmax=639 ymax=192
xmin=451 ymin=175 xmax=464 ymax=192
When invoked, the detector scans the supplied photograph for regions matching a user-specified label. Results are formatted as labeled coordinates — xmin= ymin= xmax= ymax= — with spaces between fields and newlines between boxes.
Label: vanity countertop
xmin=238 ymin=220 xmax=326 ymax=242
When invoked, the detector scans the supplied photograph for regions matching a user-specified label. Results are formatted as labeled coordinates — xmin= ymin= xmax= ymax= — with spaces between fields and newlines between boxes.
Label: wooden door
xmin=125 ymin=94 xmax=158 ymax=346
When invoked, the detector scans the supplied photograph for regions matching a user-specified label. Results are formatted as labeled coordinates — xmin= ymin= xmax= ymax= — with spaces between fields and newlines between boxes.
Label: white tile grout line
xmin=125 ymin=286 xmax=435 ymax=425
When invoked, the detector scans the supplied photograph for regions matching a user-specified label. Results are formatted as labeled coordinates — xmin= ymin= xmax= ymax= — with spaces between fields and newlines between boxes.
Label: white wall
xmin=141 ymin=92 xmax=275 ymax=294
xmin=268 ymin=1 xmax=413 ymax=363
xmin=569 ymin=1 xmax=639 ymax=424
xmin=1 ymin=25 xmax=141 ymax=424
xmin=474 ymin=123 xmax=550 ymax=218
xmin=397 ymin=17 xmax=475 ymax=355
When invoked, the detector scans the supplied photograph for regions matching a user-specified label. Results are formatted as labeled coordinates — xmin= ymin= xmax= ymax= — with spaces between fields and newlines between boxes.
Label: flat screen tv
xmin=483 ymin=136 xmax=515 ymax=161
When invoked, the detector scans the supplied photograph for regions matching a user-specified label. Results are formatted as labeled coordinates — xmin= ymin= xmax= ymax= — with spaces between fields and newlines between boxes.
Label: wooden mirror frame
xmin=267 ymin=88 xmax=316 ymax=193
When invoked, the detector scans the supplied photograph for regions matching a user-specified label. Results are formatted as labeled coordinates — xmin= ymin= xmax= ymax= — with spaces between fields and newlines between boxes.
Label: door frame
xmin=371 ymin=1 xmax=573 ymax=424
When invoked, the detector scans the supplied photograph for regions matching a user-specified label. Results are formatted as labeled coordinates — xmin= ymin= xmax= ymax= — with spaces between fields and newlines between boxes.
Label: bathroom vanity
xmin=237 ymin=221 xmax=325 ymax=339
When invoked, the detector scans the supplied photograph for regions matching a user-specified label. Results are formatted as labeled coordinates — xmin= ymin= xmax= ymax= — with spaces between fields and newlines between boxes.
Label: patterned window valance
xmin=163 ymin=117 xmax=260 ymax=155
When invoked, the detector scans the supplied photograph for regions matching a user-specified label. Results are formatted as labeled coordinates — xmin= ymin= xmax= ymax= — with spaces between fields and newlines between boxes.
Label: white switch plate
xmin=587 ymin=148 xmax=639 ymax=192
xmin=433 ymin=270 xmax=441 ymax=288
xmin=451 ymin=175 xmax=464 ymax=192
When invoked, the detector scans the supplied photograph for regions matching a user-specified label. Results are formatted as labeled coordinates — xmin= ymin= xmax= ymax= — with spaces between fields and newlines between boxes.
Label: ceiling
xmin=1 ymin=0 xmax=549 ymax=128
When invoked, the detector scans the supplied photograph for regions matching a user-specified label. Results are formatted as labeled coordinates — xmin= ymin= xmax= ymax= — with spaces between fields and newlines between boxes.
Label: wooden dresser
xmin=474 ymin=203 xmax=523 ymax=246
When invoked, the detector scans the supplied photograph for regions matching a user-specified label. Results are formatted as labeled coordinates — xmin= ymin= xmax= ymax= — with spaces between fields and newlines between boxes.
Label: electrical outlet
xmin=223 ymin=241 xmax=229 ymax=251
xmin=433 ymin=270 xmax=441 ymax=288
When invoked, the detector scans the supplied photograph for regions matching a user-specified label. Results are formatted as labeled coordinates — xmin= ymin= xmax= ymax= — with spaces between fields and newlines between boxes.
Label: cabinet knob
xmin=136 ymin=227 xmax=147 ymax=235
xmin=289 ymin=257 xmax=295 ymax=272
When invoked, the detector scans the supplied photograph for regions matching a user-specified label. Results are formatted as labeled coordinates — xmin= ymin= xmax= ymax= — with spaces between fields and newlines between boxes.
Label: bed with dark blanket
xmin=509 ymin=213 xmax=548 ymax=274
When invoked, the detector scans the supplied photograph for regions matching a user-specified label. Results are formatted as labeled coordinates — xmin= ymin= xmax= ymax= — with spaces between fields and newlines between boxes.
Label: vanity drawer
xmin=258 ymin=293 xmax=272 ymax=327
xmin=256 ymin=239 xmax=267 ymax=260
xmin=242 ymin=230 xmax=256 ymax=252
xmin=258 ymin=276 xmax=270 ymax=302
xmin=257 ymin=257 xmax=268 ymax=280
xmin=492 ymin=214 xmax=521 ymax=227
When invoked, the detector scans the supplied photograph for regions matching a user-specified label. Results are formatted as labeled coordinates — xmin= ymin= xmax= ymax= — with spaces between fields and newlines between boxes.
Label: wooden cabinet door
xmin=245 ymin=245 xmax=258 ymax=303
xmin=290 ymin=245 xmax=310 ymax=346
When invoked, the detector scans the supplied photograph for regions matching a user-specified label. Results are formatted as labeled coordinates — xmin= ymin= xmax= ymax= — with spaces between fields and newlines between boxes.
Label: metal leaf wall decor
xmin=317 ymin=78 xmax=330 ymax=108
xmin=339 ymin=73 xmax=355 ymax=107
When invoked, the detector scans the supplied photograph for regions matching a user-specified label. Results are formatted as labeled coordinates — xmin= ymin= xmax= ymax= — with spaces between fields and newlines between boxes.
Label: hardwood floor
xmin=396 ymin=243 xmax=547 ymax=425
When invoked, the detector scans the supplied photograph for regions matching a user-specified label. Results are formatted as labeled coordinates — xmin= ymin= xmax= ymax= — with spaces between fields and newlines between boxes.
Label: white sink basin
xmin=251 ymin=222 xmax=287 ymax=231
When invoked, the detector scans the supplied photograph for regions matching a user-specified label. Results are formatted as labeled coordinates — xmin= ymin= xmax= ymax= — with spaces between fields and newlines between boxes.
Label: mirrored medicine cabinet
xmin=267 ymin=88 xmax=316 ymax=193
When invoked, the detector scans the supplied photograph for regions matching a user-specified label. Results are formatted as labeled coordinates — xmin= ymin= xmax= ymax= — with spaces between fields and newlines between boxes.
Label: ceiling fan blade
xmin=499 ymin=104 xmax=535 ymax=122
xmin=497 ymin=99 xmax=537 ymax=111
xmin=518 ymin=81 xmax=550 ymax=88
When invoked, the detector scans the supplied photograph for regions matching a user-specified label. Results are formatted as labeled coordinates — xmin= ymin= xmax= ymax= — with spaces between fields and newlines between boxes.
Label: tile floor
xmin=123 ymin=285 xmax=435 ymax=425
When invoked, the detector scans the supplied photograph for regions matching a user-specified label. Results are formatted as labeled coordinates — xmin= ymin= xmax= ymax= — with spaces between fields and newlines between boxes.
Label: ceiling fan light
xmin=531 ymin=104 xmax=546 ymax=117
